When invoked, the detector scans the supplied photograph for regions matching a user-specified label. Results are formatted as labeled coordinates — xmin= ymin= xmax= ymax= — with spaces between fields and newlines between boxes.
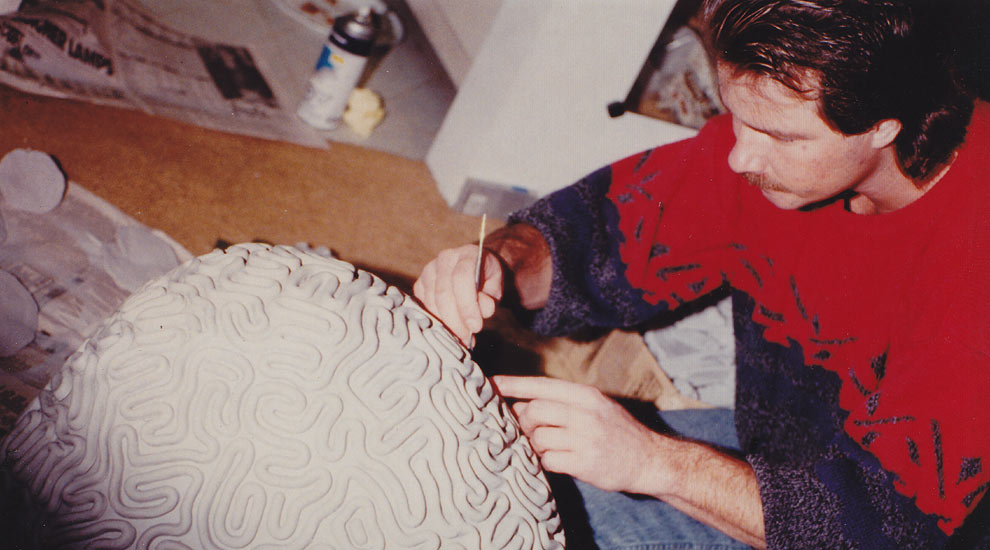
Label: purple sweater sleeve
xmin=507 ymin=160 xmax=674 ymax=336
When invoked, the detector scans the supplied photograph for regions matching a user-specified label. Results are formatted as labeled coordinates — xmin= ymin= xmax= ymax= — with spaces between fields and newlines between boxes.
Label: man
xmin=414 ymin=0 xmax=988 ymax=548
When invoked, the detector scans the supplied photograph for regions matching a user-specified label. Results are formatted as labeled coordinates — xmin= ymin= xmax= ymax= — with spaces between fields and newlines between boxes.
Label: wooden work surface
xmin=0 ymin=85 xmax=692 ymax=408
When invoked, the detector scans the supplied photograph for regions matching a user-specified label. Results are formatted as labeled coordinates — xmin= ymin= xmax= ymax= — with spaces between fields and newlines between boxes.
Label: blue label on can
xmin=315 ymin=44 xmax=333 ymax=70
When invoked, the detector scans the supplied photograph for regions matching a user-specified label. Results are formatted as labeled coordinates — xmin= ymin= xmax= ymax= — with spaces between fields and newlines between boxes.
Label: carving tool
xmin=474 ymin=214 xmax=487 ymax=291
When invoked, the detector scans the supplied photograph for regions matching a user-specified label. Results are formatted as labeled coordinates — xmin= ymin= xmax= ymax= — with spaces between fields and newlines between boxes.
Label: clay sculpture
xmin=0 ymin=243 xmax=565 ymax=549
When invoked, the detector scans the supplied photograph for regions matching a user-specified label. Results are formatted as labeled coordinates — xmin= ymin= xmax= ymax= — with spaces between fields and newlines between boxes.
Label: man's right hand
xmin=413 ymin=244 xmax=504 ymax=347
xmin=415 ymin=222 xmax=553 ymax=348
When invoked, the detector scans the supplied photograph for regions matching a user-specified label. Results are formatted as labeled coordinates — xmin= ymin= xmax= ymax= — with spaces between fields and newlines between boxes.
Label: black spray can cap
xmin=329 ymin=7 xmax=379 ymax=57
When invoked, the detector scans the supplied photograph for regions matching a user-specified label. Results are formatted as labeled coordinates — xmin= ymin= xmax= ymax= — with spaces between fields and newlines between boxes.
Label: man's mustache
xmin=742 ymin=173 xmax=787 ymax=192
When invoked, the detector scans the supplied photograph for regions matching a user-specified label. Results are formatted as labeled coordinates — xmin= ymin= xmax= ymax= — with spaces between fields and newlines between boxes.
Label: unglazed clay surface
xmin=0 ymin=243 xmax=565 ymax=549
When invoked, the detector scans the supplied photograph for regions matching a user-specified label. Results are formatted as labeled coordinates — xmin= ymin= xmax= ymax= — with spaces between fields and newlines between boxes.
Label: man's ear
xmin=870 ymin=118 xmax=902 ymax=149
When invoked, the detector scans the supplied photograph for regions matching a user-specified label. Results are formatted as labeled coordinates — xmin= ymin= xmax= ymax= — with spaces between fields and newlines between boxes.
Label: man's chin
xmin=759 ymin=188 xmax=806 ymax=210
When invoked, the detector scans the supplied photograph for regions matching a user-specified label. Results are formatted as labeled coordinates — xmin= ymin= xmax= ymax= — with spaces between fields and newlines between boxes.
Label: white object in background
xmin=0 ymin=0 xmax=18 ymax=15
xmin=0 ymin=149 xmax=66 ymax=213
xmin=643 ymin=295 xmax=737 ymax=408
xmin=102 ymin=225 xmax=181 ymax=292
xmin=342 ymin=87 xmax=386 ymax=137
xmin=297 ymin=9 xmax=379 ymax=130
xmin=0 ymin=270 xmax=37 ymax=357
xmin=297 ymin=67 xmax=360 ymax=129
xmin=426 ymin=0 xmax=698 ymax=207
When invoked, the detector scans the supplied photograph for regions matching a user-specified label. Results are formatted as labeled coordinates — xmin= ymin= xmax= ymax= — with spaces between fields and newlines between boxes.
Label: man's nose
xmin=727 ymin=128 xmax=767 ymax=175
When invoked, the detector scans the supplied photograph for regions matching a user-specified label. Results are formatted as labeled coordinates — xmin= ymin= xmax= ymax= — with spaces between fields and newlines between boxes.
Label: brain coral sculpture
xmin=0 ymin=243 xmax=566 ymax=549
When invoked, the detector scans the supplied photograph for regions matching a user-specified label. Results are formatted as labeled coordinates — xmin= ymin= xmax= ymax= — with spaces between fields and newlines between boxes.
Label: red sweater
xmin=511 ymin=104 xmax=989 ymax=547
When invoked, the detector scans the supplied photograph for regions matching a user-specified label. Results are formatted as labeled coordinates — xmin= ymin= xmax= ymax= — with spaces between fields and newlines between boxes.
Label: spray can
xmin=297 ymin=8 xmax=379 ymax=130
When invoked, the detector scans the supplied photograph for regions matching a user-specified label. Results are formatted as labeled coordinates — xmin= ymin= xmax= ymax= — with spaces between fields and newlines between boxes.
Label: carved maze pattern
xmin=0 ymin=243 xmax=565 ymax=549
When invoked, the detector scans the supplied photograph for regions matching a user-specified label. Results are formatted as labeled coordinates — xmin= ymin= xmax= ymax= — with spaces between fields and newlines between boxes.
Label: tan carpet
xmin=0 ymin=87 xmax=482 ymax=286
xmin=0 ymin=85 xmax=692 ymax=406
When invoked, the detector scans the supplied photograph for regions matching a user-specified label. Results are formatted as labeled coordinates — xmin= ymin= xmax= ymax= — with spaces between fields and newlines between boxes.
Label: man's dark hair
xmin=703 ymin=0 xmax=975 ymax=183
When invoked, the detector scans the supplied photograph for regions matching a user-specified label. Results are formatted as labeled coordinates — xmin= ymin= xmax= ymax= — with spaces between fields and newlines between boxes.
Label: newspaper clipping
xmin=0 ymin=0 xmax=326 ymax=147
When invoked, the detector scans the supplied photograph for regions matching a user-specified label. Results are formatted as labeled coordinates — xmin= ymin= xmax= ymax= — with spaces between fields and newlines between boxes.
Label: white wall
xmin=403 ymin=0 xmax=501 ymax=86
xmin=426 ymin=0 xmax=698 ymax=206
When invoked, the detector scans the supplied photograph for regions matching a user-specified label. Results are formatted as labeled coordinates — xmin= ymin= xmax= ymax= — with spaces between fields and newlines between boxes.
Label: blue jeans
xmin=547 ymin=408 xmax=753 ymax=550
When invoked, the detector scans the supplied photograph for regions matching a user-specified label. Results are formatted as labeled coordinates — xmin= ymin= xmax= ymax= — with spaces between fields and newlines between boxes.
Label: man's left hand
xmin=492 ymin=375 xmax=665 ymax=494
xmin=494 ymin=374 xmax=768 ymax=548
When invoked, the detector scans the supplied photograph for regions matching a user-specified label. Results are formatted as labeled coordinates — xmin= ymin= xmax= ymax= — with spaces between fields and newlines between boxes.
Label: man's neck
xmin=848 ymin=151 xmax=955 ymax=215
